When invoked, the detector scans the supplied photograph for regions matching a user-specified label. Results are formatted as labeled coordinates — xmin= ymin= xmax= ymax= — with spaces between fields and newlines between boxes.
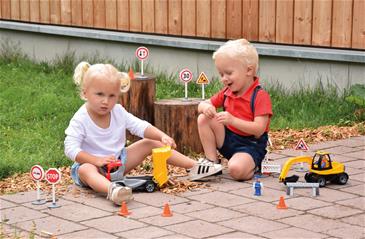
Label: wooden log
xmin=154 ymin=98 xmax=203 ymax=154
xmin=120 ymin=73 xmax=155 ymax=141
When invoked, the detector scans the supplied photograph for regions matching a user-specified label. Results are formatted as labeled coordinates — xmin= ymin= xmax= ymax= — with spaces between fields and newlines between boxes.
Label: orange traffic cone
xmin=128 ymin=67 xmax=135 ymax=80
xmin=161 ymin=203 xmax=173 ymax=217
xmin=118 ymin=201 xmax=131 ymax=216
xmin=277 ymin=196 xmax=288 ymax=209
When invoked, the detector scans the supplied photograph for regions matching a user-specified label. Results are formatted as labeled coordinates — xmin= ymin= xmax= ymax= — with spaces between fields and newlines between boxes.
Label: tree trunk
xmin=154 ymin=98 xmax=203 ymax=154
xmin=120 ymin=74 xmax=156 ymax=142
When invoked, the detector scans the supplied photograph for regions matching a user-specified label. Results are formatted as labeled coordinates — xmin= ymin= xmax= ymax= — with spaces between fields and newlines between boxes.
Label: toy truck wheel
xmin=145 ymin=181 xmax=155 ymax=193
xmin=317 ymin=176 xmax=326 ymax=187
xmin=336 ymin=173 xmax=349 ymax=185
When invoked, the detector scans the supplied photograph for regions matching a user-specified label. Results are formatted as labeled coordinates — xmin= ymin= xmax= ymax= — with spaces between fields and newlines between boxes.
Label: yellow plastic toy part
xmin=152 ymin=146 xmax=172 ymax=187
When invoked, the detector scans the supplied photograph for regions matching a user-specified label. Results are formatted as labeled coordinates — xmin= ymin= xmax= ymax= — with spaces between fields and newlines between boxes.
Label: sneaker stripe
xmin=197 ymin=165 xmax=202 ymax=174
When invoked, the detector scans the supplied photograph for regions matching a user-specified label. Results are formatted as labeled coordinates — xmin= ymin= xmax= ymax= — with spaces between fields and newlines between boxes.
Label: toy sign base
xmin=32 ymin=199 xmax=46 ymax=205
xmin=48 ymin=202 xmax=61 ymax=208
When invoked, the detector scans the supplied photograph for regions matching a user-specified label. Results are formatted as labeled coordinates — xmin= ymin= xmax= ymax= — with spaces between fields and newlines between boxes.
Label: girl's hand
xmin=215 ymin=111 xmax=234 ymax=125
xmin=161 ymin=134 xmax=177 ymax=149
xmin=97 ymin=155 xmax=117 ymax=167
xmin=203 ymin=105 xmax=217 ymax=119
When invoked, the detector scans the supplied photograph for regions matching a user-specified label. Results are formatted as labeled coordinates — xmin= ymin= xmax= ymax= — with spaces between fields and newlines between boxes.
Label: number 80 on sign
xmin=179 ymin=68 xmax=193 ymax=83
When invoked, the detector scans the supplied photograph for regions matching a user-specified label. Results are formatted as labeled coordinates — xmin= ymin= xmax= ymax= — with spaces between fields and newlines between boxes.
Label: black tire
xmin=145 ymin=181 xmax=155 ymax=193
xmin=305 ymin=173 xmax=315 ymax=183
xmin=336 ymin=173 xmax=349 ymax=185
xmin=317 ymin=176 xmax=326 ymax=187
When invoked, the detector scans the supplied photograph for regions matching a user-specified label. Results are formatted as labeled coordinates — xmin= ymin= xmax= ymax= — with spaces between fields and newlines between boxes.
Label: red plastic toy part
xmin=106 ymin=161 xmax=122 ymax=181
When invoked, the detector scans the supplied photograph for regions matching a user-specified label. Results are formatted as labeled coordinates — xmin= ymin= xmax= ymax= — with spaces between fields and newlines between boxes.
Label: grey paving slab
xmin=336 ymin=197 xmax=365 ymax=210
xmin=296 ymin=187 xmax=357 ymax=202
xmin=350 ymin=172 xmax=365 ymax=182
xmin=333 ymin=138 xmax=365 ymax=148
xmin=81 ymin=215 xmax=146 ymax=233
xmin=328 ymin=146 xmax=361 ymax=154
xmin=325 ymin=224 xmax=364 ymax=239
xmin=1 ymin=206 xmax=46 ymax=224
xmin=232 ymin=186 xmax=289 ymax=203
xmin=262 ymin=227 xmax=328 ymax=238
xmin=215 ymin=231 xmax=264 ymax=238
xmin=346 ymin=150 xmax=365 ymax=159
xmin=0 ymin=224 xmax=41 ymax=239
xmin=345 ymin=159 xmax=365 ymax=169
xmin=43 ymin=203 xmax=112 ymax=222
xmin=116 ymin=225 xmax=174 ymax=239
xmin=171 ymin=201 xmax=214 ymax=214
xmin=0 ymin=191 xmax=43 ymax=204
xmin=164 ymin=220 xmax=234 ymax=239
xmin=0 ymin=199 xmax=17 ymax=209
xmin=15 ymin=215 xmax=86 ymax=237
xmin=235 ymin=201 xmax=304 ymax=220
xmin=133 ymin=191 xmax=188 ymax=207
xmin=308 ymin=204 xmax=363 ymax=219
xmin=340 ymin=213 xmax=365 ymax=227
xmin=207 ymin=178 xmax=251 ymax=192
xmin=127 ymin=205 xmax=162 ymax=219
xmin=284 ymin=196 xmax=332 ymax=210
xmin=278 ymin=214 xmax=345 ymax=233
xmin=309 ymin=140 xmax=341 ymax=151
xmin=339 ymin=184 xmax=365 ymax=196
xmin=61 ymin=228 xmax=118 ymax=239
xmin=22 ymin=198 xmax=75 ymax=210
xmin=218 ymin=215 xmax=289 ymax=234
xmin=139 ymin=212 xmax=192 ymax=227
xmin=188 ymin=191 xmax=254 ymax=207
xmin=185 ymin=206 xmax=246 ymax=223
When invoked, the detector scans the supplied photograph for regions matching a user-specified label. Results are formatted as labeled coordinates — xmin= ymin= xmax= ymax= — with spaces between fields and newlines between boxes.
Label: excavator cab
xmin=312 ymin=152 xmax=332 ymax=171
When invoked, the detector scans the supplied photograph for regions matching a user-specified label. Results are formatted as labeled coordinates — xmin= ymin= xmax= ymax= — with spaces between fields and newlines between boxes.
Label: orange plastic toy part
xmin=118 ymin=201 xmax=131 ymax=216
xmin=152 ymin=146 xmax=171 ymax=187
xmin=106 ymin=161 xmax=122 ymax=181
xmin=277 ymin=196 xmax=288 ymax=209
xmin=161 ymin=203 xmax=173 ymax=217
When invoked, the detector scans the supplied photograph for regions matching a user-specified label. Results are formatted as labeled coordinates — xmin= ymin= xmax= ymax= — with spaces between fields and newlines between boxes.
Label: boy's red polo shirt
xmin=210 ymin=77 xmax=273 ymax=136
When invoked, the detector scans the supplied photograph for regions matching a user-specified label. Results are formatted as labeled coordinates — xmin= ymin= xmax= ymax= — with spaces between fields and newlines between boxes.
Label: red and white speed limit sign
xmin=179 ymin=68 xmax=193 ymax=83
xmin=30 ymin=165 xmax=45 ymax=181
xmin=135 ymin=46 xmax=149 ymax=60
xmin=45 ymin=168 xmax=61 ymax=184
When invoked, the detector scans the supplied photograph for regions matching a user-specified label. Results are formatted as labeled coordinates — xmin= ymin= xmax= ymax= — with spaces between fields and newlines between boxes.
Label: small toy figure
xmin=253 ymin=175 xmax=263 ymax=196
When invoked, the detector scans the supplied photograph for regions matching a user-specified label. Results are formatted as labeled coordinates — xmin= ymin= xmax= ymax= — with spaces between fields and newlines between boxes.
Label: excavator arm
xmin=279 ymin=155 xmax=313 ymax=182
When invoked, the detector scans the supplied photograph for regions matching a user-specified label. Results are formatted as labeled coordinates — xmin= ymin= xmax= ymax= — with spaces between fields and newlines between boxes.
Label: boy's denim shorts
xmin=218 ymin=127 xmax=268 ymax=170
xmin=71 ymin=148 xmax=127 ymax=187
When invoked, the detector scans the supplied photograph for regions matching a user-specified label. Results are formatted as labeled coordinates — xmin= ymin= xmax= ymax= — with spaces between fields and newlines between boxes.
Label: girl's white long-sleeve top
xmin=64 ymin=104 xmax=151 ymax=161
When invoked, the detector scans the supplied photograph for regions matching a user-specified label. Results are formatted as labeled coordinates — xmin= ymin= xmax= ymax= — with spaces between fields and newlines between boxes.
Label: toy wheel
xmin=317 ymin=176 xmax=326 ymax=187
xmin=336 ymin=173 xmax=348 ymax=185
xmin=145 ymin=181 xmax=155 ymax=193
xmin=305 ymin=173 xmax=315 ymax=183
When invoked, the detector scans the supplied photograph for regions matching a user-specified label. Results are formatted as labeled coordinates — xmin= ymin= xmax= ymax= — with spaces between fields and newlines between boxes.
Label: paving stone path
xmin=1 ymin=136 xmax=364 ymax=238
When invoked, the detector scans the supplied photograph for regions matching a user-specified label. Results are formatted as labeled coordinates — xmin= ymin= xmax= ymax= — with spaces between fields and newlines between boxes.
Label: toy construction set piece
xmin=252 ymin=175 xmax=263 ymax=196
xmin=135 ymin=46 xmax=149 ymax=77
xmin=30 ymin=165 xmax=46 ymax=205
xmin=279 ymin=151 xmax=349 ymax=187
xmin=294 ymin=138 xmax=309 ymax=172
xmin=196 ymin=72 xmax=210 ymax=100
xmin=261 ymin=157 xmax=281 ymax=175
xmin=286 ymin=182 xmax=320 ymax=197
xmin=103 ymin=146 xmax=171 ymax=192
xmin=118 ymin=201 xmax=131 ymax=216
xmin=161 ymin=203 xmax=173 ymax=217
xmin=179 ymin=68 xmax=193 ymax=101
xmin=277 ymin=196 xmax=288 ymax=209
xmin=45 ymin=168 xmax=62 ymax=208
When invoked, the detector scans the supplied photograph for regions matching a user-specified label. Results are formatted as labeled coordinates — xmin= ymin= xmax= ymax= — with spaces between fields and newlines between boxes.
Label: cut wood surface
xmin=154 ymin=98 xmax=203 ymax=154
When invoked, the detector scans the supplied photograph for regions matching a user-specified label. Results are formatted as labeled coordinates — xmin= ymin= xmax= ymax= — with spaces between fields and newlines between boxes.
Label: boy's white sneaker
xmin=189 ymin=159 xmax=223 ymax=181
xmin=107 ymin=182 xmax=133 ymax=205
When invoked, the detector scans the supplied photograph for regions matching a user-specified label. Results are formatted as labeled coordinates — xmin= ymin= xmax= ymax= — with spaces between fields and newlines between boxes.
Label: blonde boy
xmin=197 ymin=39 xmax=272 ymax=181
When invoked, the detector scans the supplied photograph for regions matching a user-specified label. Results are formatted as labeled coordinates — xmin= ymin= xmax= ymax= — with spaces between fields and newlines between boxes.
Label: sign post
xmin=45 ymin=168 xmax=62 ymax=208
xmin=196 ymin=72 xmax=210 ymax=100
xmin=135 ymin=46 xmax=149 ymax=77
xmin=179 ymin=68 xmax=193 ymax=100
xmin=294 ymin=138 xmax=310 ymax=172
xmin=30 ymin=165 xmax=46 ymax=205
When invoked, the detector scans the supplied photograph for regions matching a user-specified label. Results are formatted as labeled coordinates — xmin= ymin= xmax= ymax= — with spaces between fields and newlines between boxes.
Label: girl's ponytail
xmin=73 ymin=62 xmax=90 ymax=86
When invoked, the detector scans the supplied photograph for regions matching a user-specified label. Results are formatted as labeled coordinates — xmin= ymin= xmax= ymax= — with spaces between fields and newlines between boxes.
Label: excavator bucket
xmin=152 ymin=146 xmax=172 ymax=187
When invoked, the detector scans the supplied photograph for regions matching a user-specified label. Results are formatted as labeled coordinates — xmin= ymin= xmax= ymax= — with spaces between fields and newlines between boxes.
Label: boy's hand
xmin=97 ymin=155 xmax=117 ymax=167
xmin=161 ymin=135 xmax=177 ymax=149
xmin=203 ymin=105 xmax=217 ymax=118
xmin=215 ymin=111 xmax=234 ymax=125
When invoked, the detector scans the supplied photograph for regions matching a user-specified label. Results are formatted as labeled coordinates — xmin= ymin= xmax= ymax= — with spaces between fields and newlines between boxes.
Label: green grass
xmin=0 ymin=43 xmax=363 ymax=180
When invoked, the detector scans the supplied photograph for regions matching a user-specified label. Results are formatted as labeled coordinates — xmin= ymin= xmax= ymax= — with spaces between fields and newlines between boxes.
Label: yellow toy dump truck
xmin=103 ymin=146 xmax=172 ymax=192
xmin=279 ymin=151 xmax=348 ymax=187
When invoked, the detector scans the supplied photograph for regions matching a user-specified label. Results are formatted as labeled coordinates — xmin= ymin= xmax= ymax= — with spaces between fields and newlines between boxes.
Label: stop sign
xmin=45 ymin=168 xmax=61 ymax=184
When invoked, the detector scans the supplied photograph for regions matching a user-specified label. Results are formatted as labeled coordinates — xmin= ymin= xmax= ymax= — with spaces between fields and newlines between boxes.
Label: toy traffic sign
xmin=30 ymin=165 xmax=46 ymax=205
xmin=45 ymin=168 xmax=61 ymax=208
xmin=179 ymin=68 xmax=193 ymax=100
xmin=196 ymin=72 xmax=210 ymax=99
xmin=295 ymin=138 xmax=309 ymax=151
xmin=135 ymin=46 xmax=149 ymax=76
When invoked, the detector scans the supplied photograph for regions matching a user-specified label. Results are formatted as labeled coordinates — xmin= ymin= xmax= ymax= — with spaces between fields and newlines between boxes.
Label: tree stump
xmin=120 ymin=73 xmax=156 ymax=142
xmin=154 ymin=98 xmax=203 ymax=154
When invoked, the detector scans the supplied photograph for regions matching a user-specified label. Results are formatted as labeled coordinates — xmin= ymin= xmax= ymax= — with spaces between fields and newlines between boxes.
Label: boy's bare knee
xmin=228 ymin=162 xmax=254 ymax=181
xmin=197 ymin=114 xmax=209 ymax=125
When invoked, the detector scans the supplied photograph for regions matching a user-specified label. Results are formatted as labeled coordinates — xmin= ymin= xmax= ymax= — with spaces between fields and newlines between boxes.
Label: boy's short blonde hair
xmin=73 ymin=62 xmax=130 ymax=100
xmin=213 ymin=39 xmax=259 ymax=74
